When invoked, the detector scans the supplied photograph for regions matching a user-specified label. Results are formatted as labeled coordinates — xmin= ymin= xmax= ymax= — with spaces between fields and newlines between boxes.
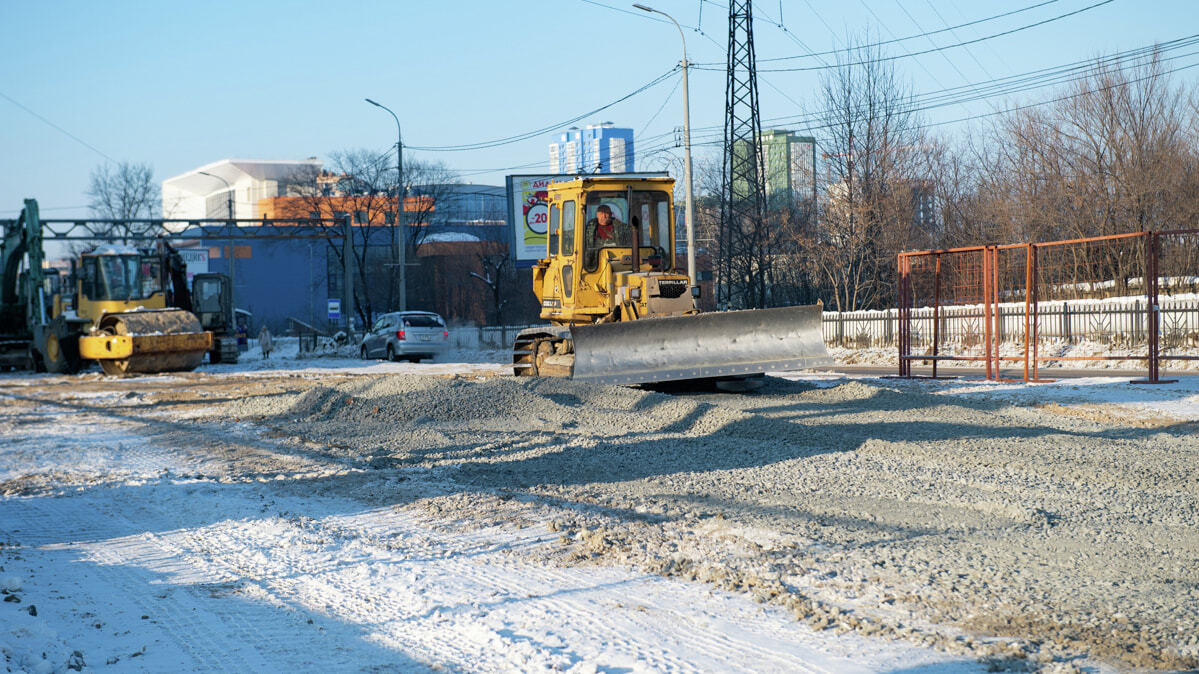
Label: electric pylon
xmin=717 ymin=0 xmax=768 ymax=309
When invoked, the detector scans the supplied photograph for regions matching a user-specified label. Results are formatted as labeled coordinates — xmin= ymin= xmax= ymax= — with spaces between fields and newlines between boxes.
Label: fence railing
xmin=897 ymin=229 xmax=1199 ymax=383
xmin=824 ymin=298 xmax=1199 ymax=350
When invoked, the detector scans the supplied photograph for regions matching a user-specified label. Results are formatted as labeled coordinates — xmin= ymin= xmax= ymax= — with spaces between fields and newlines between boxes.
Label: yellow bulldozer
xmin=2 ymin=199 xmax=211 ymax=376
xmin=512 ymin=176 xmax=829 ymax=388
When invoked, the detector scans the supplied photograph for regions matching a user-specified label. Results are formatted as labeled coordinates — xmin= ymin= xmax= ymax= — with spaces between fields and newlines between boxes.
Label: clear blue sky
xmin=2 ymin=0 xmax=1195 ymax=219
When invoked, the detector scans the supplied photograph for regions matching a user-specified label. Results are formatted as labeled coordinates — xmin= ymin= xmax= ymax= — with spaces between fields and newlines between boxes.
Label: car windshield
xmin=403 ymin=315 xmax=442 ymax=328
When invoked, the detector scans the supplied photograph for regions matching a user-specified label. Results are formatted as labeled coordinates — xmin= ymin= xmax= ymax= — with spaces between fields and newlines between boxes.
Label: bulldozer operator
xmin=584 ymin=204 xmax=631 ymax=269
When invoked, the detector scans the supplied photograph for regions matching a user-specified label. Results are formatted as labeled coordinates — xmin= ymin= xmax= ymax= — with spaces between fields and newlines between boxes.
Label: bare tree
xmin=403 ymin=159 xmax=462 ymax=254
xmin=278 ymin=153 xmax=474 ymax=327
xmin=279 ymin=150 xmax=396 ymax=327
xmin=802 ymin=35 xmax=930 ymax=311
xmin=469 ymin=252 xmax=514 ymax=325
xmin=977 ymin=51 xmax=1199 ymax=241
xmin=87 ymin=161 xmax=160 ymax=219
xmin=84 ymin=161 xmax=161 ymax=244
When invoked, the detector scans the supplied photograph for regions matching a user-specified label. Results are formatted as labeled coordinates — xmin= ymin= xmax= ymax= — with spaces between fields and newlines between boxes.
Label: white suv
xmin=359 ymin=311 xmax=449 ymax=362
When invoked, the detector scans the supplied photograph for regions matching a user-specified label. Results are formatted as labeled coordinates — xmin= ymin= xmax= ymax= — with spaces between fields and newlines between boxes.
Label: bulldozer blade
xmin=570 ymin=304 xmax=831 ymax=386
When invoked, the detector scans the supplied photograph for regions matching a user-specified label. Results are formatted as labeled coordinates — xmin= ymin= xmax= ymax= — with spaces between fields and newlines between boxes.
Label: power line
xmin=667 ymin=35 xmax=1196 ymax=141
xmin=693 ymin=0 xmax=1116 ymax=71
xmin=623 ymin=37 xmax=1199 ymax=163
xmin=892 ymin=0 xmax=974 ymax=85
xmin=924 ymin=0 xmax=997 ymax=80
xmin=859 ymin=0 xmax=951 ymax=91
xmin=0 ymin=90 xmax=117 ymax=163
xmin=407 ymin=69 xmax=678 ymax=152
xmin=640 ymin=49 xmax=1199 ymax=158
xmin=414 ymin=35 xmax=1194 ymax=186
xmin=756 ymin=0 xmax=1065 ymax=64
xmin=637 ymin=76 xmax=683 ymax=140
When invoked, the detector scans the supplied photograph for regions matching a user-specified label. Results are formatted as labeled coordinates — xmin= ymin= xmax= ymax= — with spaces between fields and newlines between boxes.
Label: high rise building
xmin=549 ymin=123 xmax=634 ymax=174
xmin=729 ymin=130 xmax=816 ymax=208
xmin=758 ymin=129 xmax=816 ymax=206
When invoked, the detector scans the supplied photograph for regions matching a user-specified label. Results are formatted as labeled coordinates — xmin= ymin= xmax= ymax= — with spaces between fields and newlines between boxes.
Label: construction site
xmin=4 ymin=1 xmax=1199 ymax=673
xmin=2 ymin=170 xmax=1198 ymax=672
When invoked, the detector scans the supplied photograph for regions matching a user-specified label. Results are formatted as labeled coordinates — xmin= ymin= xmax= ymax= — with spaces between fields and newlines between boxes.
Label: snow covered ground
xmin=828 ymin=341 xmax=1199 ymax=373
xmin=2 ymin=343 xmax=1197 ymax=672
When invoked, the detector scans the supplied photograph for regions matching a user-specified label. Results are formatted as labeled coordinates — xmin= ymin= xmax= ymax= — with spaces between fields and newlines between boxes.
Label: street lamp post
xmin=198 ymin=170 xmax=236 ymax=312
xmin=633 ymin=3 xmax=697 ymax=296
xmin=365 ymin=97 xmax=407 ymax=313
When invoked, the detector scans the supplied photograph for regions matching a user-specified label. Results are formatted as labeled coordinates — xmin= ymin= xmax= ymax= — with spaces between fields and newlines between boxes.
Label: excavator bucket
xmin=569 ymin=304 xmax=831 ymax=386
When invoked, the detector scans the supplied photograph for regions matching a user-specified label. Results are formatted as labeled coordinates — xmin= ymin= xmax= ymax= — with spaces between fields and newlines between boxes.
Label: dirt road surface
xmin=2 ymin=365 xmax=1197 ymax=672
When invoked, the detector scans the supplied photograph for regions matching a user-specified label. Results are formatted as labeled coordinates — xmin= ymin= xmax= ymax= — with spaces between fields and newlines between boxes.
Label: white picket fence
xmin=452 ymin=296 xmax=1199 ymax=351
xmin=826 ymin=296 xmax=1199 ymax=348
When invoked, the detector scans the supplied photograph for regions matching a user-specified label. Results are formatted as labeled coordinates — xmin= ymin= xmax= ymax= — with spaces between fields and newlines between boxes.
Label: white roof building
xmin=161 ymin=158 xmax=323 ymax=224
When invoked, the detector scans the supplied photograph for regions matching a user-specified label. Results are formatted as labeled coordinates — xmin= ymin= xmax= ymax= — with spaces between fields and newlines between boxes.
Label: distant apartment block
xmin=549 ymin=123 xmax=634 ymax=174
xmin=729 ymin=130 xmax=816 ymax=207
xmin=759 ymin=130 xmax=816 ymax=205
xmin=909 ymin=179 xmax=937 ymax=231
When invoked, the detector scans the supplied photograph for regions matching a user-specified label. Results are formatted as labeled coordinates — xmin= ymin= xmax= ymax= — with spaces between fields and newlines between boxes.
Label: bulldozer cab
xmin=581 ymin=190 xmax=672 ymax=272
xmin=538 ymin=177 xmax=680 ymax=324
xmin=192 ymin=273 xmax=232 ymax=333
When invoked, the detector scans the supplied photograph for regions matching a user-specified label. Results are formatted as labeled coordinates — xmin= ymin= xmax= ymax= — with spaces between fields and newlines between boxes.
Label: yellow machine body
xmin=513 ymin=176 xmax=831 ymax=386
xmin=50 ymin=250 xmax=212 ymax=376
xmin=531 ymin=176 xmax=694 ymax=326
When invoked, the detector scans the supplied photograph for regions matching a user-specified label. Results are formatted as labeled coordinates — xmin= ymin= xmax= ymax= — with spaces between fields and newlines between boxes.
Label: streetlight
xmin=198 ymin=170 xmax=236 ymax=311
xmin=365 ymin=97 xmax=407 ymax=312
xmin=633 ymin=3 xmax=697 ymax=296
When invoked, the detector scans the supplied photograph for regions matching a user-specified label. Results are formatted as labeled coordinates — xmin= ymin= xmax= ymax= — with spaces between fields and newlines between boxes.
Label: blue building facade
xmin=185 ymin=184 xmax=509 ymax=333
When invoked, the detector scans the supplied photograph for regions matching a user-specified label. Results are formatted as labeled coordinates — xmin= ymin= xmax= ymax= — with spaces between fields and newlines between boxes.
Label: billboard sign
xmin=505 ymin=172 xmax=669 ymax=263
xmin=177 ymin=247 xmax=209 ymax=283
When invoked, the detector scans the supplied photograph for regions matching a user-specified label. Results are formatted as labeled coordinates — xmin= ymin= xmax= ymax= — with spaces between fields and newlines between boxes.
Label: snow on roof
xmin=422 ymin=232 xmax=481 ymax=243
xmin=88 ymin=244 xmax=142 ymax=256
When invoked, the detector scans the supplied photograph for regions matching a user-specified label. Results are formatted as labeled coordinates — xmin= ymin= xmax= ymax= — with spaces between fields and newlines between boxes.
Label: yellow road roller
xmin=71 ymin=246 xmax=212 ymax=375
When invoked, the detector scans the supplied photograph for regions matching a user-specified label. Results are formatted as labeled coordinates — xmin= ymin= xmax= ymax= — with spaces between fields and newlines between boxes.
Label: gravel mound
xmin=216 ymin=373 xmax=1199 ymax=670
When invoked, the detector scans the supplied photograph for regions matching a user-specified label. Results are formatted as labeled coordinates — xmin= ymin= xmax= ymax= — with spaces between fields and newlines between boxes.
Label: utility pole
xmin=633 ymin=3 xmax=697 ymax=302
xmin=365 ymin=98 xmax=407 ymax=312
xmin=198 ymin=171 xmax=236 ymax=311
xmin=341 ymin=213 xmax=355 ymax=332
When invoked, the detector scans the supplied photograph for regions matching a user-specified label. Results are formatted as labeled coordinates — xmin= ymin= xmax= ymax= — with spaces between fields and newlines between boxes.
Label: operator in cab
xmin=586 ymin=205 xmax=630 ymax=246
xmin=585 ymin=204 xmax=631 ymax=268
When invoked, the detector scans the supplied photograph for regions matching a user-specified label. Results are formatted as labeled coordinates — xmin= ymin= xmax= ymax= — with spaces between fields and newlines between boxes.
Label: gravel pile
xmin=219 ymin=373 xmax=1199 ymax=670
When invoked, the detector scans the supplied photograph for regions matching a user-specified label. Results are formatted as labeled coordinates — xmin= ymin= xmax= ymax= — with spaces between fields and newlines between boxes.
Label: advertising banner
xmin=506 ymin=172 xmax=668 ymax=264
xmin=177 ymin=247 xmax=209 ymax=283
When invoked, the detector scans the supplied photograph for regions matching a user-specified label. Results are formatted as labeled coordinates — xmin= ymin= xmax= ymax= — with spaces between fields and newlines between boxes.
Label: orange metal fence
xmin=897 ymin=230 xmax=1199 ymax=384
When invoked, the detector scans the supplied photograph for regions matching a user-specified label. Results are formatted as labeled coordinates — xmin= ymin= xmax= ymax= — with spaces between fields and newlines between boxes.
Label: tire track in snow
xmin=3 ymin=495 xmax=273 ymax=671
xmin=158 ymin=502 xmax=862 ymax=673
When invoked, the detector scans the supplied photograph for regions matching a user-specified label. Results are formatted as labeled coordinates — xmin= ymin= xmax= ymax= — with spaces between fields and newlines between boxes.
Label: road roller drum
xmin=78 ymin=309 xmax=212 ymax=376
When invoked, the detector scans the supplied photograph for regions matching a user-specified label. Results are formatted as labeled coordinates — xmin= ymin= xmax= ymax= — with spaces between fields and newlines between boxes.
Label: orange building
xmin=256 ymin=195 xmax=434 ymax=225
